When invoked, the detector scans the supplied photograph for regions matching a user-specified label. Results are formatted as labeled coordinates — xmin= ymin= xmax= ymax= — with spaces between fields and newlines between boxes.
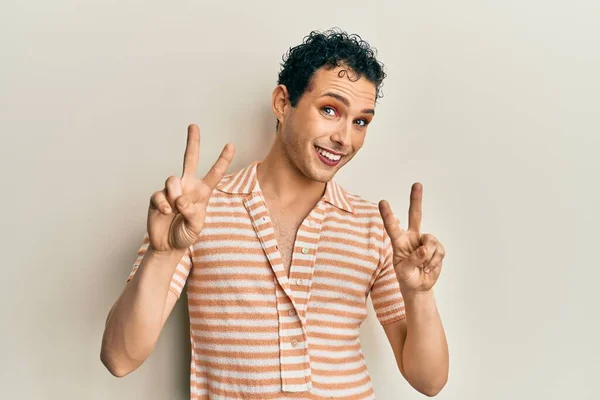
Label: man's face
xmin=277 ymin=65 xmax=377 ymax=183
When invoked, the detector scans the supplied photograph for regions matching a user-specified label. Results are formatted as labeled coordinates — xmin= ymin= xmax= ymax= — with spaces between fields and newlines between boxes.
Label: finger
xmin=182 ymin=124 xmax=200 ymax=178
xmin=398 ymin=246 xmax=429 ymax=281
xmin=165 ymin=176 xmax=183 ymax=210
xmin=425 ymin=242 xmax=445 ymax=272
xmin=411 ymin=246 xmax=429 ymax=267
xmin=422 ymin=244 xmax=437 ymax=272
xmin=378 ymin=200 xmax=403 ymax=241
xmin=421 ymin=234 xmax=437 ymax=272
xmin=424 ymin=248 xmax=444 ymax=273
xmin=408 ymin=182 xmax=423 ymax=232
xmin=202 ymin=143 xmax=236 ymax=189
xmin=175 ymin=195 xmax=202 ymax=233
xmin=150 ymin=190 xmax=172 ymax=214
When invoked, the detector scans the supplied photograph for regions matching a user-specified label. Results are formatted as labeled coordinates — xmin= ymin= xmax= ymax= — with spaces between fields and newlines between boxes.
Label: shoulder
xmin=337 ymin=185 xmax=386 ymax=233
xmin=342 ymin=186 xmax=382 ymax=218
xmin=335 ymin=186 xmax=389 ymax=259
xmin=346 ymin=191 xmax=377 ymax=211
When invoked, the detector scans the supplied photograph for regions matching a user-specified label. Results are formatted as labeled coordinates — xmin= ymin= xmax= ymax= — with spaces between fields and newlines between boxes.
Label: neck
xmin=257 ymin=138 xmax=326 ymax=208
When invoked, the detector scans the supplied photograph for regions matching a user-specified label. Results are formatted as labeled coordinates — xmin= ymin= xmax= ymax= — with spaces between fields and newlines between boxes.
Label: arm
xmin=100 ymin=124 xmax=235 ymax=377
xmin=383 ymin=289 xmax=448 ymax=397
xmin=100 ymin=247 xmax=185 ymax=377
xmin=378 ymin=183 xmax=449 ymax=396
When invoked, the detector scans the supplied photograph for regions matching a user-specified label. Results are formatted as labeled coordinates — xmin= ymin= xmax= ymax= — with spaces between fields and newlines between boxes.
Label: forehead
xmin=307 ymin=66 xmax=377 ymax=105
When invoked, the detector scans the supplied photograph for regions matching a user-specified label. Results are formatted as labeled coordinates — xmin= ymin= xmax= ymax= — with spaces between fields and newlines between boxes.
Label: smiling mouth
xmin=314 ymin=145 xmax=343 ymax=166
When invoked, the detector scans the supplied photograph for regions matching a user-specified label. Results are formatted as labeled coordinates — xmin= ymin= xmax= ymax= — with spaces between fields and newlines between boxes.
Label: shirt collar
xmin=216 ymin=160 xmax=354 ymax=214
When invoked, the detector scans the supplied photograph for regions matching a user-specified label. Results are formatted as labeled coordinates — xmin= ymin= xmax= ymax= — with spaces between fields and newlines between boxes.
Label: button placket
xmin=248 ymin=193 xmax=312 ymax=392
xmin=300 ymin=202 xmax=326 ymax=320
xmin=245 ymin=194 xmax=297 ymax=308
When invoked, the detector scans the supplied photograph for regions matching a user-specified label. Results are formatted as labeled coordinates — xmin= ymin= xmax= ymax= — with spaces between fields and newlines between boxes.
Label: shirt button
xmin=296 ymin=278 xmax=303 ymax=286
xmin=291 ymin=339 xmax=298 ymax=348
xmin=309 ymin=220 xmax=316 ymax=227
xmin=288 ymin=309 xmax=296 ymax=316
xmin=301 ymin=247 xmax=310 ymax=255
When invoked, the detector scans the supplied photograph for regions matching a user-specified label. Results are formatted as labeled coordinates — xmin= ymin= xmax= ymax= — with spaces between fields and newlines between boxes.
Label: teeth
xmin=316 ymin=147 xmax=341 ymax=161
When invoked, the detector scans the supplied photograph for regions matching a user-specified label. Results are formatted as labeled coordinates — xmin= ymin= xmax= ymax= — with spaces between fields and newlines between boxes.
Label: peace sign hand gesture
xmin=148 ymin=124 xmax=235 ymax=256
xmin=378 ymin=183 xmax=446 ymax=294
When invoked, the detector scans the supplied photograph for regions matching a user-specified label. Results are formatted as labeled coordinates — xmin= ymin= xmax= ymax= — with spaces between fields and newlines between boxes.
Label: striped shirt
xmin=127 ymin=160 xmax=406 ymax=400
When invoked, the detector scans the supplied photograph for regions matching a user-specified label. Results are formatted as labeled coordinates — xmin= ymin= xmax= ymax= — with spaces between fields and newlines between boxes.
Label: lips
xmin=315 ymin=145 xmax=343 ymax=166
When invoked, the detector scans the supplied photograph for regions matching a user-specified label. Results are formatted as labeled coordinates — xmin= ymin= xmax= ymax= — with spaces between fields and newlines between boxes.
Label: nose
xmin=330 ymin=123 xmax=352 ymax=149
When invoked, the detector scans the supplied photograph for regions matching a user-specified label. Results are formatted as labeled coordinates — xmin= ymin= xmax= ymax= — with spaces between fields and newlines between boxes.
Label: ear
xmin=272 ymin=84 xmax=289 ymax=129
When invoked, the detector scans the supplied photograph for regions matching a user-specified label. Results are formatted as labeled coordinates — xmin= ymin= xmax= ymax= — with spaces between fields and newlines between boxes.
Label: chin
xmin=309 ymin=170 xmax=333 ymax=183
xmin=306 ymin=158 xmax=345 ymax=183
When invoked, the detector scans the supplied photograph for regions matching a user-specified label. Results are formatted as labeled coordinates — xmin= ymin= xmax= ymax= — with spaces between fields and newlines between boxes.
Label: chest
xmin=194 ymin=195 xmax=379 ymax=318
xmin=268 ymin=209 xmax=304 ymax=276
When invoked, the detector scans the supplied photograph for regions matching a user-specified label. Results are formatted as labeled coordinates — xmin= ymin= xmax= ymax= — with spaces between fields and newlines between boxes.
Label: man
xmin=101 ymin=29 xmax=449 ymax=399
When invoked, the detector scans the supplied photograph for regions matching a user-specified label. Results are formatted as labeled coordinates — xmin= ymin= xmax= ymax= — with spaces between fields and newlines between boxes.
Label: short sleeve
xmin=127 ymin=232 xmax=193 ymax=299
xmin=370 ymin=229 xmax=406 ymax=325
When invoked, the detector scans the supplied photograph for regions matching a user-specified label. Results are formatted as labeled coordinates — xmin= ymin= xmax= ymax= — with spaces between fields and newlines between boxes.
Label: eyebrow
xmin=319 ymin=92 xmax=375 ymax=115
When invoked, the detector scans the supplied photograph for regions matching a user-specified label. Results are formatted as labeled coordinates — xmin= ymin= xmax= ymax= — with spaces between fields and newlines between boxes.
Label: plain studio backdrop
xmin=1 ymin=1 xmax=598 ymax=399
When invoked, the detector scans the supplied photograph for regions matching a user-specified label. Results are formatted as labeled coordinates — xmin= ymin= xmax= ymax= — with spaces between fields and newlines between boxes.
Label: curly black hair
xmin=276 ymin=28 xmax=386 ymax=130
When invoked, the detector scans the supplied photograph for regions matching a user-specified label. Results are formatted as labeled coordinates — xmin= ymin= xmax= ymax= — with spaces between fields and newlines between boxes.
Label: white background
xmin=1 ymin=1 xmax=598 ymax=399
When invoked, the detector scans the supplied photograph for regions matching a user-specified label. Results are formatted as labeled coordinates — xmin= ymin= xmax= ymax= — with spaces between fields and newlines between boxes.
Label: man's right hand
xmin=148 ymin=124 xmax=235 ymax=255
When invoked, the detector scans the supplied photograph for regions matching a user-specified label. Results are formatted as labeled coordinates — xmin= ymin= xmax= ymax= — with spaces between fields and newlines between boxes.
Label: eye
xmin=321 ymin=106 xmax=337 ymax=117
xmin=355 ymin=119 xmax=370 ymax=127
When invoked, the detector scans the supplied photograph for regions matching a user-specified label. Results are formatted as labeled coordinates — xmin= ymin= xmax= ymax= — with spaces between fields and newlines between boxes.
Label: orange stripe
xmin=125 ymin=161 xmax=405 ymax=398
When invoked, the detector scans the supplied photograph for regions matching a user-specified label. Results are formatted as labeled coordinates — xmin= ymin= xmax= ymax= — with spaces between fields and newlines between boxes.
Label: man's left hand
xmin=379 ymin=183 xmax=446 ymax=294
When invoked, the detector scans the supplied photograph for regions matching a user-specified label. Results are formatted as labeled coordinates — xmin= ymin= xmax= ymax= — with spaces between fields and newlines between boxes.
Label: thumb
xmin=397 ymin=246 xmax=429 ymax=281
xmin=175 ymin=195 xmax=201 ymax=231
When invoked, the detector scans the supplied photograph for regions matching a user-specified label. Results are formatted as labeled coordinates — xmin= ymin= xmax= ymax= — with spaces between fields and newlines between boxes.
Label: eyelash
xmin=321 ymin=106 xmax=370 ymax=127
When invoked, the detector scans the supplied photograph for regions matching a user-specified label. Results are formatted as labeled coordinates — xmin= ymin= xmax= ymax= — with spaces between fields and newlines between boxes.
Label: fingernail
xmin=425 ymin=268 xmax=431 ymax=273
